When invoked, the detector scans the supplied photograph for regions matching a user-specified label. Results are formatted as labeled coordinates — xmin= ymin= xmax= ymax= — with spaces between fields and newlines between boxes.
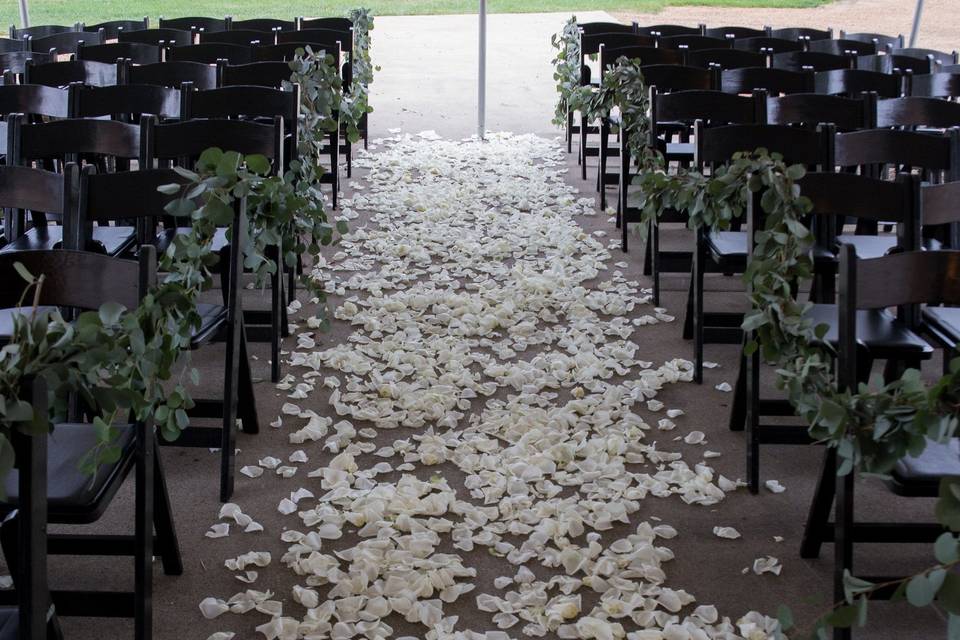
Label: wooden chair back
xmin=721 ymin=67 xmax=814 ymax=95
xmin=28 ymin=30 xmax=105 ymax=55
xmin=814 ymin=68 xmax=903 ymax=98
xmin=166 ymin=43 xmax=253 ymax=65
xmin=767 ymin=92 xmax=874 ymax=131
xmin=0 ymin=84 xmax=69 ymax=117
xmin=158 ymin=16 xmax=230 ymax=33
xmin=200 ymin=30 xmax=275 ymax=46
xmin=252 ymin=41 xmax=340 ymax=63
xmin=124 ymin=60 xmax=218 ymax=89
xmin=638 ymin=24 xmax=701 ymax=37
xmin=704 ymin=26 xmax=768 ymax=40
xmin=143 ymin=115 xmax=283 ymax=171
xmin=686 ymin=48 xmax=765 ymax=70
xmin=24 ymin=59 xmax=117 ymax=87
xmin=77 ymin=41 xmax=162 ymax=65
xmin=839 ymin=31 xmax=904 ymax=49
xmin=10 ymin=24 xmax=78 ymax=39
xmin=119 ymin=28 xmax=194 ymax=48
xmin=600 ymin=45 xmax=683 ymax=72
xmin=769 ymin=27 xmax=833 ymax=42
xmin=834 ymin=128 xmax=959 ymax=179
xmin=771 ymin=50 xmax=853 ymax=72
xmin=231 ymin=18 xmax=296 ymax=33
xmin=659 ymin=34 xmax=731 ymax=51
xmin=10 ymin=115 xmax=141 ymax=166
xmin=70 ymin=83 xmax=181 ymax=120
xmin=911 ymin=73 xmax=960 ymax=98
xmin=877 ymin=97 xmax=960 ymax=128
xmin=219 ymin=61 xmax=291 ymax=88
xmin=809 ymin=38 xmax=877 ymax=57
xmin=83 ymin=18 xmax=150 ymax=40
xmin=0 ymin=51 xmax=55 ymax=76
xmin=695 ymin=121 xmax=834 ymax=168
xmin=297 ymin=17 xmax=353 ymax=32
xmin=733 ymin=36 xmax=804 ymax=54
xmin=0 ymin=162 xmax=76 ymax=241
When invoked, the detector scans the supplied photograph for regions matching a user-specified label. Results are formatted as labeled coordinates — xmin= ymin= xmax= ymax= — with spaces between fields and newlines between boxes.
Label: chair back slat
xmin=70 ymin=83 xmax=181 ymax=120
xmin=14 ymin=117 xmax=140 ymax=162
xmin=922 ymin=182 xmax=960 ymax=226
xmin=580 ymin=32 xmax=654 ymax=57
xmin=798 ymin=171 xmax=917 ymax=223
xmin=24 ymin=59 xmax=118 ymax=87
xmin=733 ymin=36 xmax=804 ymax=54
xmin=889 ymin=46 xmax=959 ymax=65
xmin=639 ymin=64 xmax=714 ymax=92
xmin=721 ymin=67 xmax=813 ymax=95
xmin=835 ymin=128 xmax=956 ymax=173
xmin=638 ymin=24 xmax=701 ymax=37
xmin=600 ymin=46 xmax=683 ymax=71
xmin=84 ymin=18 xmax=150 ymax=40
xmin=767 ymin=93 xmax=872 ymax=131
xmin=252 ymin=42 xmax=340 ymax=63
xmin=659 ymin=34 xmax=731 ymax=51
xmin=655 ymin=89 xmax=759 ymax=124
xmin=200 ymin=30 xmax=275 ymax=46
xmin=769 ymin=27 xmax=833 ymax=41
xmin=704 ymin=26 xmax=768 ymax=40
xmin=10 ymin=24 xmax=77 ymax=40
xmin=0 ymin=249 xmax=145 ymax=310
xmin=847 ymin=248 xmax=960 ymax=310
xmin=0 ymin=51 xmax=56 ymax=75
xmin=814 ymin=68 xmax=902 ymax=98
xmin=911 ymin=73 xmax=960 ymax=98
xmin=696 ymin=122 xmax=832 ymax=167
xmin=809 ymin=38 xmax=877 ymax=57
xmin=158 ymin=16 xmax=229 ymax=33
xmin=147 ymin=116 xmax=283 ymax=164
xmin=166 ymin=43 xmax=252 ymax=65
xmin=0 ymin=85 xmax=69 ymax=117
xmin=285 ymin=28 xmax=353 ymax=55
xmin=877 ymin=97 xmax=960 ymax=128
xmin=185 ymin=85 xmax=298 ymax=122
xmin=231 ymin=18 xmax=296 ymax=33
xmin=838 ymin=31 xmax=904 ymax=49
xmin=771 ymin=51 xmax=852 ymax=72
xmin=125 ymin=61 xmax=218 ymax=89
xmin=220 ymin=61 xmax=291 ymax=88
xmin=0 ymin=164 xmax=67 ymax=214
xmin=297 ymin=17 xmax=353 ymax=32
xmin=686 ymin=48 xmax=765 ymax=70
xmin=119 ymin=28 xmax=194 ymax=48
xmin=27 ymin=30 xmax=104 ymax=54
xmin=80 ymin=167 xmax=187 ymax=224
xmin=0 ymin=38 xmax=25 ymax=54
xmin=77 ymin=41 xmax=162 ymax=65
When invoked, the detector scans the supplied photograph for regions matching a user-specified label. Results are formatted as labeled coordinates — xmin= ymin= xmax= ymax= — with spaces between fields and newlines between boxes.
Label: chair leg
xmin=650 ymin=219 xmax=660 ymax=303
xmin=745 ymin=342 xmax=761 ymax=493
xmin=346 ymin=138 xmax=352 ymax=178
xmin=801 ymin=448 xmax=837 ymax=559
xmin=134 ymin=427 xmax=154 ymax=640
xmin=598 ymin=121 xmax=608 ymax=207
xmin=238 ymin=323 xmax=260 ymax=435
xmin=580 ymin=113 xmax=588 ymax=181
xmin=271 ymin=253 xmax=282 ymax=384
xmin=834 ymin=466 xmax=855 ymax=640
xmin=287 ymin=261 xmax=297 ymax=305
xmin=682 ymin=269 xmax=694 ymax=340
xmin=621 ymin=208 xmax=629 ymax=252
xmin=566 ymin=107 xmax=573 ymax=154
xmin=693 ymin=230 xmax=705 ymax=384
xmin=152 ymin=442 xmax=183 ymax=576
xmin=220 ymin=306 xmax=241 ymax=503
xmin=729 ymin=349 xmax=747 ymax=432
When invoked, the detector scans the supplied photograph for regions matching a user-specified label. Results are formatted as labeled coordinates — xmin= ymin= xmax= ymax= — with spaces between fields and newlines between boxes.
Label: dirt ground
xmin=617 ymin=0 xmax=957 ymax=54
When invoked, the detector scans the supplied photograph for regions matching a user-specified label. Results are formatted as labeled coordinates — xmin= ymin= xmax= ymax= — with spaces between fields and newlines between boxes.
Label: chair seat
xmin=922 ymin=306 xmax=960 ymax=346
xmin=837 ymin=234 xmax=942 ymax=260
xmin=190 ymin=303 xmax=228 ymax=347
xmin=706 ymin=231 xmax=747 ymax=270
xmin=1 ymin=423 xmax=136 ymax=524
xmin=805 ymin=304 xmax=933 ymax=360
xmin=0 ymin=607 xmax=17 ymax=639
xmin=889 ymin=438 xmax=960 ymax=497
xmin=0 ymin=226 xmax=135 ymax=256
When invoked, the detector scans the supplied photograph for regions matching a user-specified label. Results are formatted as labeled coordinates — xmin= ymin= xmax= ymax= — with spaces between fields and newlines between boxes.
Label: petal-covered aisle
xmin=197 ymin=133 xmax=782 ymax=640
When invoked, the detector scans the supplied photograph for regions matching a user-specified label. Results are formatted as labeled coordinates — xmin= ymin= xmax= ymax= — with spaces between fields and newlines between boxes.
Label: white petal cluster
xmin=204 ymin=134 xmax=781 ymax=639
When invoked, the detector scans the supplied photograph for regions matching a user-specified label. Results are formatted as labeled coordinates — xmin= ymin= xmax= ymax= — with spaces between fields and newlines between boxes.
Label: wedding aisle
xmin=183 ymin=132 xmax=791 ymax=640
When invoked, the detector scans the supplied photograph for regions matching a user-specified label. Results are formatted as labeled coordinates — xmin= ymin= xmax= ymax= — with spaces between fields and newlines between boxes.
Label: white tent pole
xmin=18 ymin=0 xmax=30 ymax=28
xmin=909 ymin=0 xmax=924 ymax=47
xmin=478 ymin=0 xmax=486 ymax=140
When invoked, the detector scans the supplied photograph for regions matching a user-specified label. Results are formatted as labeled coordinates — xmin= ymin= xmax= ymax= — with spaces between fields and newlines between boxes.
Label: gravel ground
xmin=617 ymin=0 xmax=957 ymax=53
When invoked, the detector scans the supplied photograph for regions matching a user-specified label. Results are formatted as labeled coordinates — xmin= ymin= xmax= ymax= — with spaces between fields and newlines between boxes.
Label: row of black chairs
xmin=572 ymin=22 xmax=960 ymax=640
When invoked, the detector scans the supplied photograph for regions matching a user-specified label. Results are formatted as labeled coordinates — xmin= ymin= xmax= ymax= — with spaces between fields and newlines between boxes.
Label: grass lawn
xmin=4 ymin=0 xmax=833 ymax=27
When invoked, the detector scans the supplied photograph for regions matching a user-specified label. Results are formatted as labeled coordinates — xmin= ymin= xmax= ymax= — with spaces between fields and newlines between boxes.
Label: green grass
xmin=4 ymin=0 xmax=834 ymax=27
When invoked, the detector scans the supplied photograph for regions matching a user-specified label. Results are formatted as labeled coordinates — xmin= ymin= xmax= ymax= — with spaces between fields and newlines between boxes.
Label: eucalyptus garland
xmin=550 ymin=16 xmax=586 ymax=128
xmin=343 ymin=7 xmax=376 ymax=144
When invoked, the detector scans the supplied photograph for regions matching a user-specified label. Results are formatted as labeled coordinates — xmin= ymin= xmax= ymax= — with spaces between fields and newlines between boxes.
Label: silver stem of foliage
xmin=909 ymin=0 xmax=924 ymax=47
xmin=478 ymin=0 xmax=487 ymax=140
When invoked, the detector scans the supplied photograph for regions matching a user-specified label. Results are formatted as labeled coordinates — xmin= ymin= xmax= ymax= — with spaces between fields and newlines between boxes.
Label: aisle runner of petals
xmin=202 ymin=133 xmax=781 ymax=640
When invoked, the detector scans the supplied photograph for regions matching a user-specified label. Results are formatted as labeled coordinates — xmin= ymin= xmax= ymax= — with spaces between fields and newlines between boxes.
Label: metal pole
xmin=478 ymin=0 xmax=486 ymax=140
xmin=909 ymin=0 xmax=924 ymax=47
xmin=18 ymin=0 xmax=30 ymax=28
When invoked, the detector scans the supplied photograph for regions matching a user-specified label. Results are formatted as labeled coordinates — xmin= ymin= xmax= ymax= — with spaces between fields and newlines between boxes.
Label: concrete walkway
xmin=369 ymin=11 xmax=611 ymax=140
